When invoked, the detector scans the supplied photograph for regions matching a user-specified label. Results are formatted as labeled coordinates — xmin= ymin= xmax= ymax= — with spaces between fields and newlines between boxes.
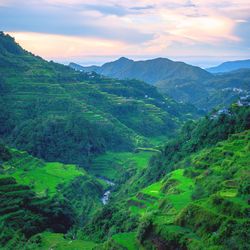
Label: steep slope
xmin=0 ymin=176 xmax=74 ymax=249
xmin=135 ymin=130 xmax=250 ymax=249
xmin=140 ymin=105 xmax=250 ymax=187
xmin=0 ymin=143 xmax=104 ymax=249
xmin=0 ymin=32 xmax=200 ymax=165
xmin=80 ymin=106 xmax=249 ymax=250
xmin=206 ymin=59 xmax=250 ymax=73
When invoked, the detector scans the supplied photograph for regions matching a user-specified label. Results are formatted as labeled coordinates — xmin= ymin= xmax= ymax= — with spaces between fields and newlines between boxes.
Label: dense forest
xmin=0 ymin=32 xmax=249 ymax=250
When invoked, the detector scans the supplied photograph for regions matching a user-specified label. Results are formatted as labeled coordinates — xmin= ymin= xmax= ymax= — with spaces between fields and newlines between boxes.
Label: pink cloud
xmin=3 ymin=0 xmax=250 ymax=66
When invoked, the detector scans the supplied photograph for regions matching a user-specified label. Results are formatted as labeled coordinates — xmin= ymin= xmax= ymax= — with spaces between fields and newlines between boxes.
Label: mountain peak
xmin=116 ymin=57 xmax=133 ymax=62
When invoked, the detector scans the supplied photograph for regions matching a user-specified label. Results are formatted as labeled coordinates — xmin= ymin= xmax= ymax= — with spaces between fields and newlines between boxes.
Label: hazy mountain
xmin=206 ymin=59 xmax=250 ymax=73
xmin=69 ymin=57 xmax=213 ymax=106
xmin=70 ymin=57 xmax=212 ymax=85
xmin=70 ymin=58 xmax=250 ymax=111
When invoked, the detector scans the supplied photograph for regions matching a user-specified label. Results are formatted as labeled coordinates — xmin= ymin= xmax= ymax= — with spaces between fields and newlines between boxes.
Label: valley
xmin=0 ymin=32 xmax=249 ymax=250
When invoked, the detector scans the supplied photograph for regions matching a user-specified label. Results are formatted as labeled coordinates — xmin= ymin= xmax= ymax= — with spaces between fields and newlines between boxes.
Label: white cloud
xmin=3 ymin=0 xmax=250 ymax=66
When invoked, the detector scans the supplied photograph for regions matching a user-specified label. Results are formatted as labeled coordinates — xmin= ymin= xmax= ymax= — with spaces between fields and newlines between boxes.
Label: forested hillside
xmin=0 ymin=32 xmax=249 ymax=250
xmin=0 ymin=32 xmax=200 ymax=165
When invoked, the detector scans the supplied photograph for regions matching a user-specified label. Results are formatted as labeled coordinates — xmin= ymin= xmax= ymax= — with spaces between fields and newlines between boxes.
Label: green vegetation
xmin=2 ymin=149 xmax=84 ymax=196
xmin=0 ymin=145 xmax=103 ymax=249
xmin=90 ymin=151 xmax=154 ymax=180
xmin=135 ymin=130 xmax=250 ymax=249
xmin=80 ymin=107 xmax=249 ymax=250
xmin=72 ymin=57 xmax=250 ymax=111
xmin=26 ymin=232 xmax=97 ymax=250
xmin=140 ymin=105 xmax=250 ymax=187
xmin=0 ymin=32 xmax=200 ymax=167
xmin=0 ymin=32 xmax=249 ymax=250
xmin=0 ymin=176 xmax=75 ymax=249
xmin=112 ymin=232 xmax=138 ymax=250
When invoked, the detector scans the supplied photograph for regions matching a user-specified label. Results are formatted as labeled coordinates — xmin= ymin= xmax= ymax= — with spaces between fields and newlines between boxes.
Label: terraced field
xmin=28 ymin=232 xmax=97 ymax=250
xmin=135 ymin=130 xmax=250 ymax=249
xmin=129 ymin=169 xmax=194 ymax=217
xmin=112 ymin=232 xmax=138 ymax=250
xmin=90 ymin=151 xmax=155 ymax=180
xmin=1 ymin=149 xmax=85 ymax=196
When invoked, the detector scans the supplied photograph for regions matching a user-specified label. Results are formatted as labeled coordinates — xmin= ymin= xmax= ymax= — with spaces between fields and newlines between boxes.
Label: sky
xmin=0 ymin=0 xmax=250 ymax=68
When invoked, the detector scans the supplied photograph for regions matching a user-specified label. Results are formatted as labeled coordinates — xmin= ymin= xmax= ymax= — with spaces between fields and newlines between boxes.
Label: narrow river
xmin=100 ymin=177 xmax=115 ymax=205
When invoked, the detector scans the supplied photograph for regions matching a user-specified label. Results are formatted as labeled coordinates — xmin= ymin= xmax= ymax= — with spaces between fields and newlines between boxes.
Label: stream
xmin=99 ymin=177 xmax=115 ymax=205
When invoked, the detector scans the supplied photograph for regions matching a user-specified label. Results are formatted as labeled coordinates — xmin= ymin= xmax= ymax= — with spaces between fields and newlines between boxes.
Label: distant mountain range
xmin=69 ymin=58 xmax=250 ymax=110
xmin=206 ymin=59 xmax=250 ymax=73
xmin=69 ymin=57 xmax=213 ymax=105
xmin=70 ymin=57 xmax=211 ymax=85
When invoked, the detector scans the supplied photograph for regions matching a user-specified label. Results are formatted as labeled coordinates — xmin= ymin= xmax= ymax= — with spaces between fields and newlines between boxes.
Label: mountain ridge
xmin=70 ymin=57 xmax=250 ymax=110
xmin=206 ymin=59 xmax=250 ymax=73
xmin=69 ymin=57 xmax=212 ymax=85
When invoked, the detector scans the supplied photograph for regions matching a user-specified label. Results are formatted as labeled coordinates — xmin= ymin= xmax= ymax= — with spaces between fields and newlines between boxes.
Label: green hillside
xmin=0 ymin=32 xmax=200 ymax=166
xmin=0 ymin=143 xmax=104 ymax=249
xmin=80 ymin=106 xmax=249 ymax=250
xmin=0 ymin=31 xmax=249 ymax=250
xmin=1 ymin=148 xmax=85 ymax=196
xmin=136 ymin=130 xmax=250 ymax=249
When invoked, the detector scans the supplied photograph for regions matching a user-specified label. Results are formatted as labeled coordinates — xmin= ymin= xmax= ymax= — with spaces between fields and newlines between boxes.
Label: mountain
xmin=0 ymin=32 xmax=201 ymax=165
xmin=69 ymin=58 xmax=213 ymax=105
xmin=206 ymin=59 xmax=250 ymax=73
xmin=197 ymin=68 xmax=250 ymax=110
xmin=70 ymin=58 xmax=250 ymax=111
xmin=70 ymin=57 xmax=212 ymax=85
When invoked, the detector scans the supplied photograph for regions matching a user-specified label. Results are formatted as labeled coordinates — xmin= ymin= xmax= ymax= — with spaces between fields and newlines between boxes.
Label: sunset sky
xmin=1 ymin=0 xmax=249 ymax=67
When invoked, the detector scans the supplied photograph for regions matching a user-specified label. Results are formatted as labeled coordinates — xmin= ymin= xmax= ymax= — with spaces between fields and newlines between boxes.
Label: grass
xmin=90 ymin=151 xmax=155 ymax=180
xmin=112 ymin=232 xmax=138 ymax=250
xmin=3 ymin=150 xmax=85 ymax=196
xmin=31 ymin=232 xmax=97 ymax=250
xmin=141 ymin=181 xmax=163 ymax=198
xmin=149 ymin=130 xmax=250 ymax=249
xmin=129 ymin=169 xmax=194 ymax=216
xmin=129 ymin=181 xmax=164 ymax=215
xmin=166 ymin=169 xmax=194 ymax=211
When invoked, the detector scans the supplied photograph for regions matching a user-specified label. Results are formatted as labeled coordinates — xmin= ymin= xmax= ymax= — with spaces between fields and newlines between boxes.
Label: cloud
xmin=1 ymin=0 xmax=250 ymax=67
xmin=8 ymin=32 xmax=126 ymax=60
xmin=84 ymin=4 xmax=129 ymax=16
xmin=0 ymin=4 xmax=153 ymax=44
